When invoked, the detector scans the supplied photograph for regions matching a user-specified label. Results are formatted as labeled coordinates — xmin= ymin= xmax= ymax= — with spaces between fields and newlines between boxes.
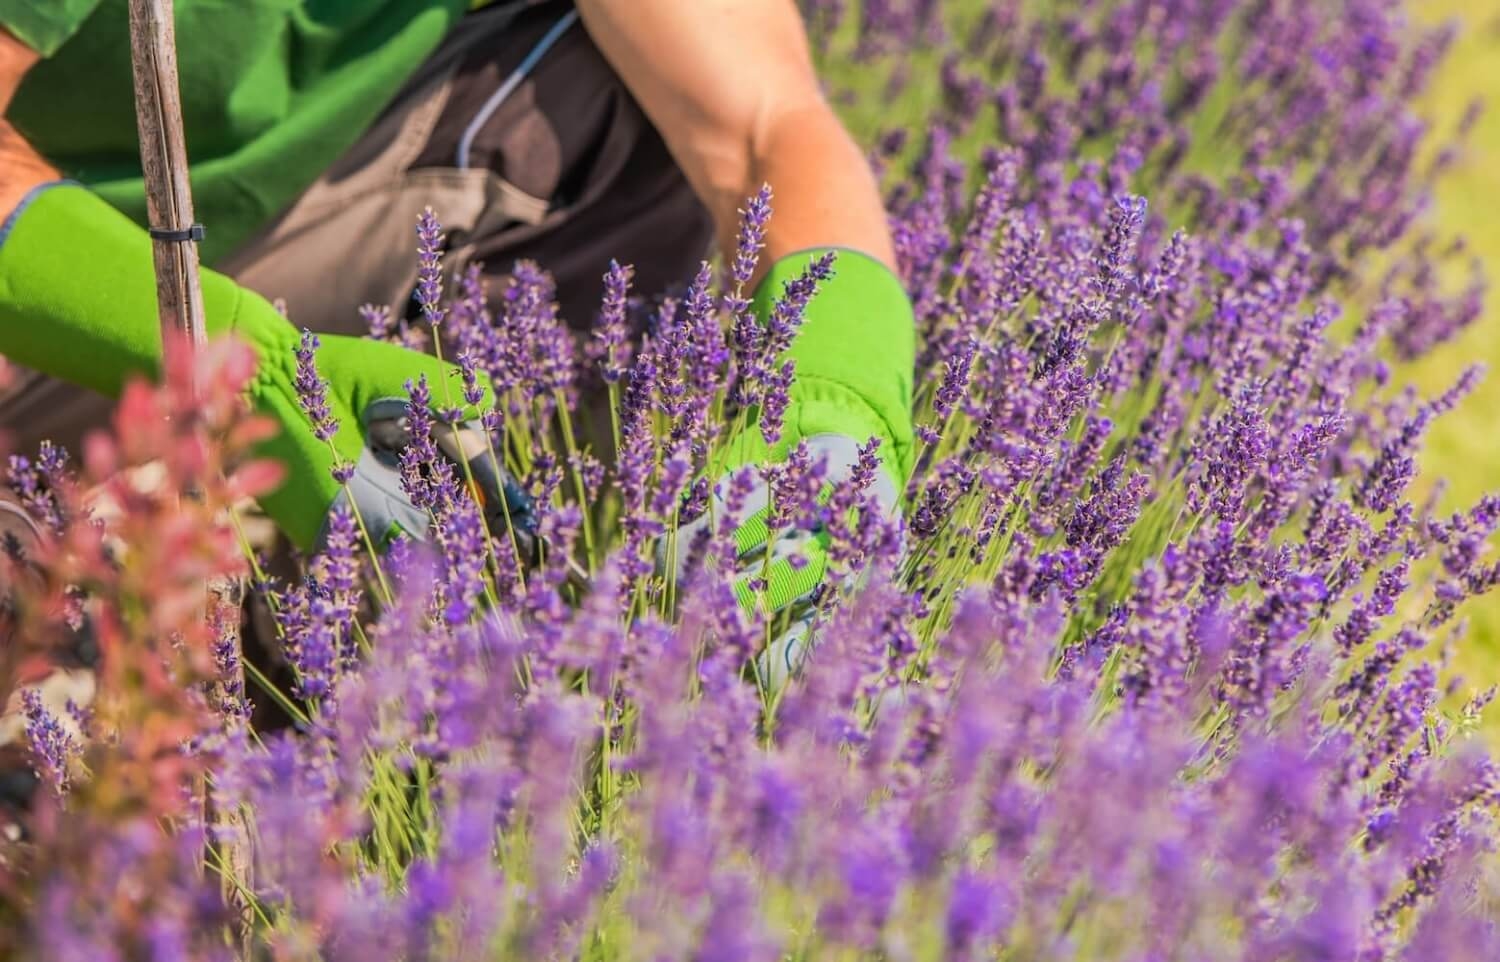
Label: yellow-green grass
xmin=818 ymin=0 xmax=1500 ymax=728
xmin=1408 ymin=0 xmax=1500 ymax=700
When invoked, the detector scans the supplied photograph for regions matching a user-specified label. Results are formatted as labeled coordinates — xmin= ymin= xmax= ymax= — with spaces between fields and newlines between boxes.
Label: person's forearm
xmin=0 ymin=27 xmax=35 ymax=114
xmin=733 ymin=101 xmax=896 ymax=285
xmin=0 ymin=30 xmax=51 ymax=220
xmin=574 ymin=1 xmax=894 ymax=286
xmin=0 ymin=122 xmax=59 ymax=220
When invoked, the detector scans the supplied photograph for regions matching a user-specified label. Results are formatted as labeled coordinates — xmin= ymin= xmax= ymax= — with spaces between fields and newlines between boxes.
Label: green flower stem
xmin=553 ymin=387 xmax=598 ymax=565
xmin=429 ymin=328 xmax=509 ymax=609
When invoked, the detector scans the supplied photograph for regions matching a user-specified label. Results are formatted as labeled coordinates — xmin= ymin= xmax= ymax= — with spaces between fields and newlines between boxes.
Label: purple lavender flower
xmin=730 ymin=184 xmax=772 ymax=296
xmin=757 ymin=360 xmax=796 ymax=446
xmin=437 ymin=498 xmax=489 ymax=626
xmin=593 ymin=259 xmax=635 ymax=385
xmin=293 ymin=328 xmax=337 ymax=442
xmin=742 ymin=251 xmax=837 ymax=407
xmin=6 ymin=446 xmax=67 ymax=537
xmin=209 ymin=602 xmax=251 ymax=723
xmin=455 ymin=350 xmax=486 ymax=408
xmin=398 ymin=375 xmax=460 ymax=518
xmin=1096 ymin=193 xmax=1147 ymax=306
xmin=315 ymin=505 xmax=364 ymax=667
xmin=361 ymin=301 xmax=400 ymax=344
xmin=22 ymin=689 xmax=80 ymax=796
xmin=415 ymin=207 xmax=447 ymax=328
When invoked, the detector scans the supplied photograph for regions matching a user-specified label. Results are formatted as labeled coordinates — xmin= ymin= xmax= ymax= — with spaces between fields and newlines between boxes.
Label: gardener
xmin=0 ymin=0 xmax=914 ymax=793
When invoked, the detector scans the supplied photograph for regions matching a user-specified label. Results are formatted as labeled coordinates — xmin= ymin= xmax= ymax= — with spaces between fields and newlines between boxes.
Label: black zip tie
xmin=148 ymin=223 xmax=205 ymax=243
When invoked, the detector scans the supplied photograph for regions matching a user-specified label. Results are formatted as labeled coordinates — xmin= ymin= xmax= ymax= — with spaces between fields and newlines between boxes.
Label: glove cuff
xmin=0 ymin=184 xmax=345 ymax=549
xmin=750 ymin=247 xmax=916 ymax=481
xmin=0 ymin=183 xmax=297 ymax=394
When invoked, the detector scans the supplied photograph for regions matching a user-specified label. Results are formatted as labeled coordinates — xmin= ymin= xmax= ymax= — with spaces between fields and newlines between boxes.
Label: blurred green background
xmin=1409 ymin=0 xmax=1500 ymax=695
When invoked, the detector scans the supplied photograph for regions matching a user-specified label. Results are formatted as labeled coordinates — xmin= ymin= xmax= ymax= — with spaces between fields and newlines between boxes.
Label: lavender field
xmin=1400 ymin=0 xmax=1500 ymax=686
xmin=3 ymin=0 xmax=1500 ymax=958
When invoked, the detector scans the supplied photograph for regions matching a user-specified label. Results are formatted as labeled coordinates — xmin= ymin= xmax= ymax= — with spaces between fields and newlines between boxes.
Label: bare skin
xmin=0 ymin=3 xmax=892 ymax=278
xmin=575 ymin=0 xmax=896 ymax=278
xmin=0 ymin=29 xmax=54 ymax=220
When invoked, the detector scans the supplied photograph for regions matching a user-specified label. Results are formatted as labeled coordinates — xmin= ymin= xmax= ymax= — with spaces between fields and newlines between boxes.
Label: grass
xmin=816 ymin=0 xmax=1500 ymax=730
xmin=1406 ymin=0 xmax=1500 ymax=692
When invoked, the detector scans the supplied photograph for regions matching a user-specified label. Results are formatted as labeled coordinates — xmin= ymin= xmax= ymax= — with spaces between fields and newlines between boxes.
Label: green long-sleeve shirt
xmin=1 ymin=0 xmax=474 ymax=265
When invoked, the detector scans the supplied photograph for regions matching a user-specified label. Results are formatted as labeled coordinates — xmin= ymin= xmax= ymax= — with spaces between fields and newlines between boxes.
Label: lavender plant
xmin=2 ymin=0 xmax=1498 ymax=959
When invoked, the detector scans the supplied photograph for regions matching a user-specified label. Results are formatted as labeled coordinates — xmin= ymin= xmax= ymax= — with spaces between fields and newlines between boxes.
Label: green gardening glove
xmin=0 ymin=183 xmax=530 ymax=551
xmin=666 ymin=248 xmax=915 ymax=686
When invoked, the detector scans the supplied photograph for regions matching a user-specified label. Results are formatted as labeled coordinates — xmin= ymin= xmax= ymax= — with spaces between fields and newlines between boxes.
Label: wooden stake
xmin=125 ymin=0 xmax=252 ymax=931
xmin=126 ymin=0 xmax=206 ymax=349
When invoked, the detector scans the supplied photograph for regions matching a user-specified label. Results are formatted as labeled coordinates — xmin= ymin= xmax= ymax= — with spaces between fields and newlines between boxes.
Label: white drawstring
xmin=455 ymin=9 xmax=581 ymax=170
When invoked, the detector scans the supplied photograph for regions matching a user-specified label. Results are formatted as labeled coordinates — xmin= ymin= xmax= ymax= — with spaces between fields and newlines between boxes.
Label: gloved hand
xmin=664 ymin=248 xmax=915 ymax=687
xmin=0 ymin=183 xmax=531 ymax=552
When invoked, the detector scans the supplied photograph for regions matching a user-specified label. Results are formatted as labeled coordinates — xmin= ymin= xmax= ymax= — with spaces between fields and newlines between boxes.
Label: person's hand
xmin=272 ymin=330 xmax=538 ymax=553
xmin=664 ymin=432 xmax=902 ymax=688
xmin=340 ymin=391 xmax=538 ymax=556
xmin=0 ymin=183 xmax=533 ymax=553
xmin=658 ymin=247 xmax=915 ymax=687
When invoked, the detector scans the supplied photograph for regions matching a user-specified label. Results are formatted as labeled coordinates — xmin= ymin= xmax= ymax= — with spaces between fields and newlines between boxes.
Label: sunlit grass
xmin=1407 ymin=0 xmax=1500 ymax=700
xmin=819 ymin=0 xmax=1500 ymax=736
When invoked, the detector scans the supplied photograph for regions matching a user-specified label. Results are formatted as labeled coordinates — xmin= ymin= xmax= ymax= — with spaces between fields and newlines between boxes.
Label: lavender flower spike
xmin=415 ymin=207 xmax=447 ymax=328
xmin=293 ymin=328 xmax=339 ymax=443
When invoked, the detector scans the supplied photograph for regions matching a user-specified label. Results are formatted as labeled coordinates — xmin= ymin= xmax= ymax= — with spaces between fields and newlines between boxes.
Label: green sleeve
xmin=749 ymin=248 xmax=917 ymax=481
xmin=0 ymin=182 xmax=484 ymax=416
xmin=0 ymin=184 xmax=488 ymax=550
xmin=0 ymin=183 xmax=345 ymax=548
xmin=0 ymin=0 xmax=103 ymax=57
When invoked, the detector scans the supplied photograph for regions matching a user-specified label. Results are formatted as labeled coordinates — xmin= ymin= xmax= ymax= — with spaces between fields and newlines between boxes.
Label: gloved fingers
xmin=352 ymin=399 xmax=537 ymax=553
xmin=731 ymin=528 xmax=830 ymax=614
xmin=800 ymin=433 xmax=864 ymax=479
xmin=318 ymin=449 xmax=429 ymax=551
xmin=802 ymin=433 xmax=903 ymax=517
xmin=656 ymin=434 xmax=899 ymax=585
xmin=753 ymin=614 xmax=813 ymax=695
xmin=432 ymin=422 xmax=539 ymax=559
xmin=731 ymin=503 xmax=775 ymax=559
xmin=655 ymin=471 xmax=770 ymax=584
xmin=730 ymin=436 xmax=900 ymax=559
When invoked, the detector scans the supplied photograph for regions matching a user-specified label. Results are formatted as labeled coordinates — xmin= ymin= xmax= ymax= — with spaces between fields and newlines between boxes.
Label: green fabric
xmin=4 ymin=0 xmax=469 ymax=265
xmin=721 ymin=247 xmax=916 ymax=486
xmin=0 ymin=0 xmax=102 ymax=57
xmin=731 ymin=534 xmax=831 ymax=614
xmin=716 ymin=247 xmax=916 ymax=615
xmin=0 ymin=185 xmax=484 ymax=549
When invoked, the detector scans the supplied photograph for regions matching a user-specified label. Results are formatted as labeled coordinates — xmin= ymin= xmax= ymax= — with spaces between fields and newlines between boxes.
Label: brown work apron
xmin=0 ymin=0 xmax=714 ymax=457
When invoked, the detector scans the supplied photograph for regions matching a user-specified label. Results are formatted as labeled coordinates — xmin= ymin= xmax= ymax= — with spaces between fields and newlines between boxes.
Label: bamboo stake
xmin=125 ymin=0 xmax=252 ymax=932
xmin=126 ymin=0 xmax=207 ymax=350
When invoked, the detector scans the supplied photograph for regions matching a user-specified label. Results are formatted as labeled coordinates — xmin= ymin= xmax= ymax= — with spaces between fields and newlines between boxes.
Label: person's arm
xmin=0 ymin=27 xmax=37 ymax=110
xmin=0 ymin=27 xmax=524 ymax=552
xmin=0 ymin=28 xmax=58 ymax=220
xmin=577 ymin=0 xmax=913 ymax=478
xmin=586 ymin=1 xmax=915 ymax=636
xmin=574 ymin=0 xmax=895 ymax=281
